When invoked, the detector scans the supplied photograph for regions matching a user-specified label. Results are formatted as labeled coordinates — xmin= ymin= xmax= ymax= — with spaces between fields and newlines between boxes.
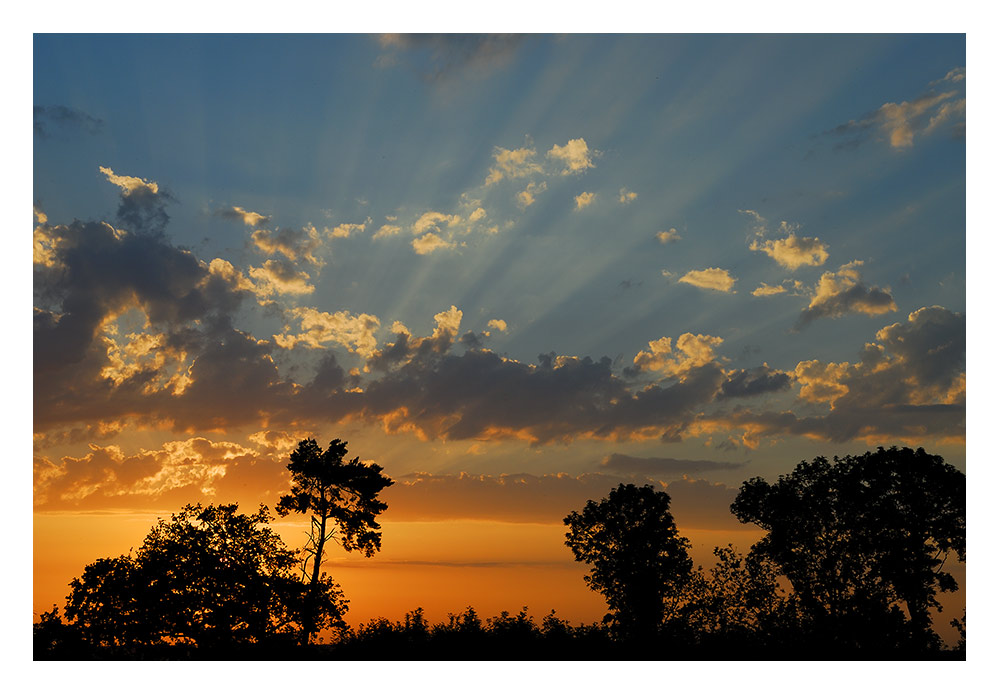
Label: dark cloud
xmin=718 ymin=366 xmax=792 ymax=399
xmin=708 ymin=306 xmax=965 ymax=445
xmin=600 ymin=454 xmax=744 ymax=476
xmin=376 ymin=34 xmax=524 ymax=82
xmin=33 ymin=217 xmax=256 ymax=431
xmin=34 ymin=105 xmax=103 ymax=138
xmin=353 ymin=350 xmax=725 ymax=445
xmin=796 ymin=279 xmax=896 ymax=329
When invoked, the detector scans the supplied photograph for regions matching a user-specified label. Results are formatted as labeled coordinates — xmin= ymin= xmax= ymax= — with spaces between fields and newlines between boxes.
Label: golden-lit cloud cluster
xmin=547 ymin=138 xmax=595 ymax=174
xmin=750 ymin=232 xmax=829 ymax=270
xmin=677 ymin=267 xmax=736 ymax=293
xmin=743 ymin=212 xmax=829 ymax=271
xmin=656 ymin=228 xmax=681 ymax=244
xmin=797 ymin=261 xmax=896 ymax=327
xmin=34 ymin=437 xmax=270 ymax=510
xmin=99 ymin=165 xmax=159 ymax=196
xmin=248 ymin=259 xmax=315 ymax=296
xmin=574 ymin=192 xmax=595 ymax=209
xmin=632 ymin=333 xmax=725 ymax=378
xmin=274 ymin=307 xmax=382 ymax=357
xmin=826 ymin=67 xmax=965 ymax=150
xmin=32 ymin=168 xmax=964 ymax=467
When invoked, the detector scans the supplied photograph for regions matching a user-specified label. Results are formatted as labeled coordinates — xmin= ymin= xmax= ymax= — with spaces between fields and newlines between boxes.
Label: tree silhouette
xmin=64 ymin=503 xmax=344 ymax=649
xmin=731 ymin=447 xmax=965 ymax=650
xmin=276 ymin=438 xmax=394 ymax=645
xmin=563 ymin=483 xmax=693 ymax=642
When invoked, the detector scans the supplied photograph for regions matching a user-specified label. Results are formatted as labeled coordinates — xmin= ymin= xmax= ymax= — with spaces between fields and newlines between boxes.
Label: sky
xmin=31 ymin=33 xmax=967 ymax=642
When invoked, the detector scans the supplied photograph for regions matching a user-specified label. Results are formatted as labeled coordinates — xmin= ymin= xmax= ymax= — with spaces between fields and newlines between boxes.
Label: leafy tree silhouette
xmin=276 ymin=438 xmax=394 ymax=645
xmin=731 ymin=446 xmax=965 ymax=651
xmin=563 ymin=483 xmax=693 ymax=642
xmin=63 ymin=503 xmax=344 ymax=650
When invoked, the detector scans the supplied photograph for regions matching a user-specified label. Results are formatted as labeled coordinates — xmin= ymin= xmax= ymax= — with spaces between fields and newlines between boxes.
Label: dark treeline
xmin=33 ymin=441 xmax=965 ymax=660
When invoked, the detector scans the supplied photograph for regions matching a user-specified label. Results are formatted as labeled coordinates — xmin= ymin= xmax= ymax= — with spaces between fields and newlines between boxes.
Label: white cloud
xmin=632 ymin=333 xmax=725 ymax=378
xmin=656 ymin=228 xmax=681 ymax=243
xmin=751 ymin=282 xmax=787 ymax=297
xmin=678 ymin=267 xmax=736 ymax=293
xmin=750 ymin=232 xmax=829 ymax=270
xmin=224 ymin=206 xmax=270 ymax=227
xmin=273 ymin=307 xmax=381 ymax=357
xmin=98 ymin=166 xmax=159 ymax=195
xmin=547 ymin=138 xmax=595 ymax=174
xmin=413 ymin=211 xmax=462 ymax=235
xmin=516 ymin=181 xmax=547 ymax=209
xmin=248 ymin=260 xmax=315 ymax=296
xmin=485 ymin=145 xmax=542 ymax=185
xmin=326 ymin=218 xmax=370 ymax=238
xmin=412 ymin=232 xmax=457 ymax=255
xmin=373 ymin=224 xmax=402 ymax=239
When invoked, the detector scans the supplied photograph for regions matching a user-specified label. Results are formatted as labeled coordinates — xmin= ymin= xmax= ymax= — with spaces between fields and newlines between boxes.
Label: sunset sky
xmin=32 ymin=33 xmax=967 ymax=635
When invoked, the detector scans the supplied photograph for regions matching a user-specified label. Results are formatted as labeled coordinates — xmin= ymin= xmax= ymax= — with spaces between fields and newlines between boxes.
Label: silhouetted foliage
xmin=61 ymin=503 xmax=346 ymax=652
xmin=731 ymin=446 xmax=965 ymax=652
xmin=564 ymin=483 xmax=693 ymax=642
xmin=276 ymin=438 xmax=394 ymax=644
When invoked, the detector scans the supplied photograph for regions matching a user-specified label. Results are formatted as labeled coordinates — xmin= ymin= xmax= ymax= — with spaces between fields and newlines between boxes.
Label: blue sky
xmin=33 ymin=33 xmax=965 ymax=514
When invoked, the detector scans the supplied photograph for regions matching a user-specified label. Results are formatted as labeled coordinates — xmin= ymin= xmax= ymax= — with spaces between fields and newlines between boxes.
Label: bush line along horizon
xmin=34 ymin=440 xmax=965 ymax=659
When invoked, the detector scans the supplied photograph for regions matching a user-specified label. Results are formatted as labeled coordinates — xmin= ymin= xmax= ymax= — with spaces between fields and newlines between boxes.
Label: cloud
xmin=718 ymin=365 xmax=792 ymax=399
xmin=750 ymin=233 xmax=829 ymax=270
xmin=413 ymin=211 xmax=462 ymax=235
xmin=99 ymin=166 xmax=174 ymax=235
xmin=250 ymin=224 xmax=323 ymax=266
xmin=273 ymin=307 xmax=382 ymax=357
xmin=751 ymin=283 xmax=787 ymax=297
xmin=248 ymin=259 xmax=315 ymax=296
xmin=34 ymin=105 xmax=103 ymax=138
xmin=703 ymin=306 xmax=965 ymax=446
xmin=825 ymin=68 xmax=966 ymax=150
xmin=631 ymin=333 xmax=725 ymax=378
xmin=574 ymin=192 xmax=595 ymax=209
xmin=99 ymin=166 xmax=159 ymax=196
xmin=678 ymin=268 xmax=736 ymax=293
xmin=656 ymin=229 xmax=681 ymax=243
xmin=365 ymin=306 xmax=463 ymax=372
xmin=412 ymin=232 xmax=457 ymax=255
xmin=547 ymin=138 xmax=595 ymax=174
xmin=516 ymin=181 xmax=547 ymax=209
xmin=375 ymin=34 xmax=523 ymax=82
xmin=327 ymin=219 xmax=370 ymax=238
xmin=796 ymin=261 xmax=896 ymax=328
xmin=34 ymin=438 xmax=283 ymax=511
xmin=485 ymin=145 xmax=542 ymax=185
xmin=743 ymin=212 xmax=828 ymax=270
xmin=487 ymin=319 xmax=508 ymax=333
xmin=619 ymin=188 xmax=638 ymax=204
xmin=600 ymin=454 xmax=744 ymax=476
xmin=215 ymin=205 xmax=270 ymax=228
xmin=373 ymin=224 xmax=402 ymax=239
